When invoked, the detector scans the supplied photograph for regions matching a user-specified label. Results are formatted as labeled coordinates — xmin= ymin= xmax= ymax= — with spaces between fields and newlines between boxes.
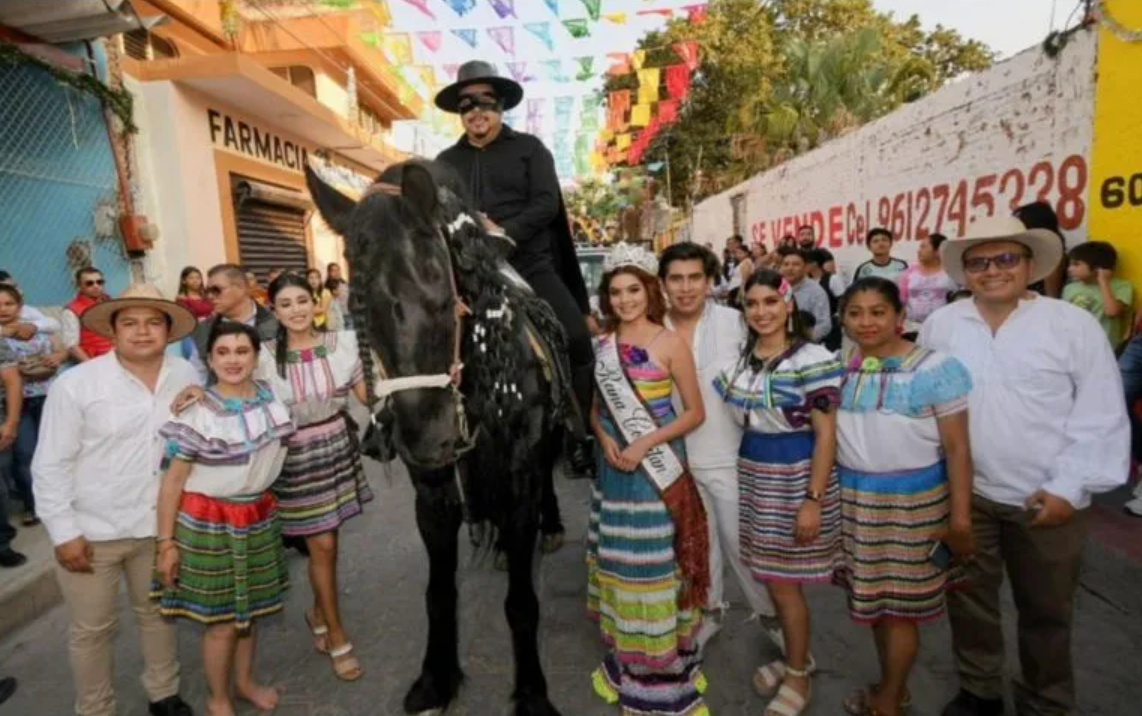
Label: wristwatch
xmin=804 ymin=488 xmax=823 ymax=502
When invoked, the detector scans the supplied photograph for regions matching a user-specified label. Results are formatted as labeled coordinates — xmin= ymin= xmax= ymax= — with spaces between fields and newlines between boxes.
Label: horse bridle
xmin=362 ymin=182 xmax=478 ymax=459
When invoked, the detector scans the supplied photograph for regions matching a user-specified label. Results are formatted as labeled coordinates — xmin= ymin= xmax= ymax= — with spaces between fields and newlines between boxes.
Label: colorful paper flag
xmin=580 ymin=107 xmax=599 ymax=130
xmin=382 ymin=33 xmax=413 ymax=65
xmin=366 ymin=1 xmax=393 ymax=28
xmin=542 ymin=59 xmax=567 ymax=82
xmin=451 ymin=28 xmax=478 ymax=48
xmin=417 ymin=65 xmax=437 ymax=88
xmin=606 ymin=52 xmax=631 ymax=76
xmin=631 ymin=104 xmax=651 ymax=127
xmin=507 ymin=61 xmax=533 ymax=82
xmin=579 ymin=0 xmax=601 ymax=21
xmin=658 ymin=99 xmax=678 ymax=123
xmin=416 ymin=31 xmax=443 ymax=53
xmin=402 ymin=0 xmax=435 ymax=19
xmin=616 ymin=133 xmax=632 ymax=150
xmin=684 ymin=3 xmax=709 ymax=22
xmin=637 ymin=68 xmax=660 ymax=103
xmin=487 ymin=26 xmax=515 ymax=55
xmin=524 ymin=22 xmax=555 ymax=51
xmin=665 ymin=64 xmax=691 ymax=99
xmin=631 ymin=49 xmax=646 ymax=70
xmin=443 ymin=0 xmax=476 ymax=16
xmin=443 ymin=63 xmax=461 ymax=80
xmin=574 ymin=56 xmax=595 ymax=81
xmin=674 ymin=41 xmax=700 ymax=70
xmin=608 ymin=90 xmax=631 ymax=113
xmin=544 ymin=0 xmax=560 ymax=16
xmin=527 ymin=98 xmax=545 ymax=119
xmin=603 ymin=12 xmax=627 ymax=24
xmin=555 ymin=96 xmax=575 ymax=120
xmin=637 ymin=8 xmax=672 ymax=18
xmin=607 ymin=104 xmax=627 ymax=131
xmin=563 ymin=19 xmax=590 ymax=39
xmin=488 ymin=0 xmax=516 ymax=19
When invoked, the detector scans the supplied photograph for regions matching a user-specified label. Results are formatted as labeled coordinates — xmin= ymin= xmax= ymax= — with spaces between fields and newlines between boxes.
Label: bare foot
xmin=204 ymin=696 xmax=237 ymax=716
xmin=237 ymin=682 xmax=280 ymax=711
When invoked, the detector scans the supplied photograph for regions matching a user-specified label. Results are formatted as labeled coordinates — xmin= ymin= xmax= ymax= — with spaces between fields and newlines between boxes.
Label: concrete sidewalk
xmin=0 ymin=519 xmax=58 ymax=640
xmin=2 ymin=461 xmax=1141 ymax=716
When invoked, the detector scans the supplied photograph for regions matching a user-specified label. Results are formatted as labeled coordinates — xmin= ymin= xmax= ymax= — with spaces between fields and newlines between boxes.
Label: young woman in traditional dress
xmin=154 ymin=321 xmax=295 ymax=716
xmin=587 ymin=243 xmax=711 ymax=716
xmin=834 ymin=277 xmax=974 ymax=716
xmin=713 ymin=269 xmax=844 ymax=716
xmin=259 ymin=272 xmax=372 ymax=680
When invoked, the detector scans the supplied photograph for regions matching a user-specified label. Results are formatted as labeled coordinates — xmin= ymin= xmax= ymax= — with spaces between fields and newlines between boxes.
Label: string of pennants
xmin=390 ymin=0 xmax=710 ymax=24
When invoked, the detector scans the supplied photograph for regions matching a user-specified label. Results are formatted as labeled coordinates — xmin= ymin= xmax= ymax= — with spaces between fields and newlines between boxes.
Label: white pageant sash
xmin=595 ymin=337 xmax=685 ymax=492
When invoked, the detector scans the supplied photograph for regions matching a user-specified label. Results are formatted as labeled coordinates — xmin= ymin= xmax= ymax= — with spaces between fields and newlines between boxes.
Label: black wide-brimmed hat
xmin=434 ymin=60 xmax=524 ymax=114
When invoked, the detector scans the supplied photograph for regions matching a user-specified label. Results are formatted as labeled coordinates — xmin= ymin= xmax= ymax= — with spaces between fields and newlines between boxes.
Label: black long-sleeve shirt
xmin=437 ymin=125 xmax=562 ymax=277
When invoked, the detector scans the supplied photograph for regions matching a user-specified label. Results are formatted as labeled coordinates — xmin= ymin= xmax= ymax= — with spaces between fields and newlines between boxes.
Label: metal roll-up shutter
xmin=232 ymin=176 xmax=310 ymax=280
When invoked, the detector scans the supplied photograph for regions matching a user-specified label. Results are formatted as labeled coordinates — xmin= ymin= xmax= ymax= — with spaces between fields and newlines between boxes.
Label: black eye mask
xmin=457 ymin=94 xmax=503 ymax=115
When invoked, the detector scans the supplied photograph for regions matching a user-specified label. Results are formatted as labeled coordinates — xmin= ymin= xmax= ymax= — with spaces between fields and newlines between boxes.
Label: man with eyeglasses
xmin=920 ymin=215 xmax=1128 ymax=716
xmin=185 ymin=264 xmax=278 ymax=382
xmin=435 ymin=61 xmax=596 ymax=491
xmin=63 ymin=267 xmax=113 ymax=363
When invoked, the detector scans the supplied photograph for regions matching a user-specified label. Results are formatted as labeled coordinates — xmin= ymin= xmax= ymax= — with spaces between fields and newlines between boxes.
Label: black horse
xmin=306 ymin=160 xmax=567 ymax=716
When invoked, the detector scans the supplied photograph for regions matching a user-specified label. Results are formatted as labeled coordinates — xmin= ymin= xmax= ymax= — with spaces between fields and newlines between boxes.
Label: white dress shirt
xmin=19 ymin=305 xmax=61 ymax=336
xmin=60 ymin=308 xmax=80 ymax=349
xmin=667 ymin=302 xmax=746 ymax=469
xmin=919 ymin=296 xmax=1129 ymax=509
xmin=32 ymin=352 xmax=202 ymax=545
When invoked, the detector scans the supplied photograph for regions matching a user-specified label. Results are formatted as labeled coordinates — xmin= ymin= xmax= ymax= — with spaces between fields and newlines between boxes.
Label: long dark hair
xmin=178 ymin=266 xmax=202 ymax=296
xmin=599 ymin=266 xmax=666 ymax=333
xmin=204 ymin=320 xmax=261 ymax=385
xmin=739 ymin=268 xmax=804 ymax=368
xmin=268 ymin=272 xmax=314 ymax=378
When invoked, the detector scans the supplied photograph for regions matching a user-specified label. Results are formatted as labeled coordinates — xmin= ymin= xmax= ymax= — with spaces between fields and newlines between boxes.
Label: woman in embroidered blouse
xmin=587 ymin=249 xmax=710 ymax=716
xmin=154 ymin=321 xmax=295 ymax=716
xmin=834 ymin=278 xmax=974 ymax=716
xmin=259 ymin=272 xmax=371 ymax=681
xmin=713 ymin=269 xmax=843 ymax=716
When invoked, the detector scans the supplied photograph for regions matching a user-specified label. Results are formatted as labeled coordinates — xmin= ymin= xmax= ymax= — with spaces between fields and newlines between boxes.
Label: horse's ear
xmin=305 ymin=164 xmax=355 ymax=236
xmin=401 ymin=162 xmax=438 ymax=224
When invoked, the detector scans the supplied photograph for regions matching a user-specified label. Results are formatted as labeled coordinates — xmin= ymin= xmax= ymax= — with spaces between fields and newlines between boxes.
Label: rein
xmin=362 ymin=182 xmax=476 ymax=459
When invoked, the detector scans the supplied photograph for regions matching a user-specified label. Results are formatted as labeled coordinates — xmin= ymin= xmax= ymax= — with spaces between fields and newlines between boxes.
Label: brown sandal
xmin=329 ymin=642 xmax=363 ymax=681
xmin=842 ymin=683 xmax=912 ymax=716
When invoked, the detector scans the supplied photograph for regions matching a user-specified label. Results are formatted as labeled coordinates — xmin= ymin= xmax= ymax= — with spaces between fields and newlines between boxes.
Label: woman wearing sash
xmin=713 ymin=270 xmax=843 ymax=716
xmin=587 ymin=243 xmax=711 ymax=716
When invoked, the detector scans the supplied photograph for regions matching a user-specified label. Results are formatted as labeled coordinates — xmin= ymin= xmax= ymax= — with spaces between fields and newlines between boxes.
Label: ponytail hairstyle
xmin=738 ymin=268 xmax=804 ymax=369
xmin=268 ymin=271 xmax=314 ymax=379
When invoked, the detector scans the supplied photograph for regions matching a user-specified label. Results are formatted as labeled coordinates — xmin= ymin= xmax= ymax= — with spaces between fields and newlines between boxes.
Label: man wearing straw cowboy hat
xmin=436 ymin=62 xmax=596 ymax=494
xmin=920 ymin=216 xmax=1129 ymax=716
xmin=33 ymin=284 xmax=199 ymax=716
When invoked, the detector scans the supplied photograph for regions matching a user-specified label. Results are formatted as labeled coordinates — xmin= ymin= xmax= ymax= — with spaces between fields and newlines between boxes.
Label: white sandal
xmin=304 ymin=608 xmax=329 ymax=654
xmin=752 ymin=655 xmax=817 ymax=697
xmin=764 ymin=664 xmax=811 ymax=716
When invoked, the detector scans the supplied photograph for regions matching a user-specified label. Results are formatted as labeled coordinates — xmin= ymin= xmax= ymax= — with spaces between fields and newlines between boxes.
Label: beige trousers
xmin=55 ymin=538 xmax=180 ymax=716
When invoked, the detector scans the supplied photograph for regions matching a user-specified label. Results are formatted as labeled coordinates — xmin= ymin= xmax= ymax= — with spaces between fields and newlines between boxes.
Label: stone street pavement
xmin=2 ymin=460 xmax=1141 ymax=716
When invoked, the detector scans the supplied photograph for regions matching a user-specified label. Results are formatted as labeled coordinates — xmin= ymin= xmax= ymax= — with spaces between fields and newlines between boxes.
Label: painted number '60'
xmin=1100 ymin=173 xmax=1142 ymax=209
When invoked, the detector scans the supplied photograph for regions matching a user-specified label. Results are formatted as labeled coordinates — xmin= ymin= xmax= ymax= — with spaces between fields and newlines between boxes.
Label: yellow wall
xmin=1090 ymin=0 xmax=1142 ymax=291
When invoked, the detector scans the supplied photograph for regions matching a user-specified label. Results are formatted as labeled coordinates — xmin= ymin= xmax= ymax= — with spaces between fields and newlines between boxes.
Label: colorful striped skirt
xmin=835 ymin=461 xmax=962 ymax=623
xmin=738 ymin=430 xmax=842 ymax=583
xmin=587 ymin=438 xmax=707 ymax=716
xmin=273 ymin=412 xmax=372 ymax=537
xmin=152 ymin=491 xmax=288 ymax=632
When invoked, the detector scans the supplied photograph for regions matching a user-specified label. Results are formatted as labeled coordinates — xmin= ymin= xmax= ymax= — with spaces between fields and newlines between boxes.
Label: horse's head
xmin=306 ymin=161 xmax=468 ymax=469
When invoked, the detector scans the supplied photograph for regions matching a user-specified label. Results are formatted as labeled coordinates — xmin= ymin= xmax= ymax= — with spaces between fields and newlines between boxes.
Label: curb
xmin=0 ymin=560 xmax=60 ymax=640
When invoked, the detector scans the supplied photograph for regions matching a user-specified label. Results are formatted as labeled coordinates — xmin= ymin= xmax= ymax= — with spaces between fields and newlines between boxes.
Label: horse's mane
xmin=351 ymin=160 xmax=570 ymax=529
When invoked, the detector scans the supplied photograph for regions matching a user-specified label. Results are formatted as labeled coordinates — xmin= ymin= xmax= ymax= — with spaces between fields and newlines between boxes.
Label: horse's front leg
xmin=404 ymin=483 xmax=464 ymax=715
xmin=504 ymin=472 xmax=562 ymax=716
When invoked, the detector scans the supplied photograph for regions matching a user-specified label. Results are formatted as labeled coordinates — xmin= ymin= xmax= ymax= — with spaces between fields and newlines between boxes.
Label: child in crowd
xmin=834 ymin=278 xmax=974 ymax=716
xmin=854 ymin=229 xmax=908 ymax=282
xmin=714 ymin=270 xmax=843 ymax=716
xmin=897 ymin=233 xmax=958 ymax=336
xmin=1062 ymin=241 xmax=1133 ymax=348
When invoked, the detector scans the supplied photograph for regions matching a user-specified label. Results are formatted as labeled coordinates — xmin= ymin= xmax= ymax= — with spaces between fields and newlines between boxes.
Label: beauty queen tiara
xmin=603 ymin=242 xmax=658 ymax=275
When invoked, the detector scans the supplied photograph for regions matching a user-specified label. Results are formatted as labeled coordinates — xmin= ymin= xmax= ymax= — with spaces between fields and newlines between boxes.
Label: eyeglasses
xmin=963 ymin=251 xmax=1031 ymax=274
xmin=457 ymin=94 xmax=501 ymax=115
xmin=205 ymin=285 xmax=226 ymax=297
xmin=83 ymin=278 xmax=105 ymax=287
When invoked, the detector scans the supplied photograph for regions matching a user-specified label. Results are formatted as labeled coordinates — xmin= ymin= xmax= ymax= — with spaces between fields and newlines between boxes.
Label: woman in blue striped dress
xmin=714 ymin=270 xmax=843 ymax=716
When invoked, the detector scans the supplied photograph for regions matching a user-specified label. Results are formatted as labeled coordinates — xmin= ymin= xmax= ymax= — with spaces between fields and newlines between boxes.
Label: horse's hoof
xmin=514 ymin=694 xmax=562 ymax=716
xmin=403 ymin=671 xmax=462 ymax=715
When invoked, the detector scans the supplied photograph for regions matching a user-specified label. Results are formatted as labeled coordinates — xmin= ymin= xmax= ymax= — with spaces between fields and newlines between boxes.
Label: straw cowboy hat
xmin=940 ymin=214 xmax=1064 ymax=287
xmin=81 ymin=283 xmax=196 ymax=342
xmin=434 ymin=60 xmax=524 ymax=114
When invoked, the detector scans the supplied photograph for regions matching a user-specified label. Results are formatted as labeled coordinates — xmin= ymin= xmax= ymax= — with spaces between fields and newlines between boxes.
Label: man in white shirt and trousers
xmin=33 ymin=285 xmax=200 ymax=716
xmin=920 ymin=216 xmax=1129 ymax=716
xmin=660 ymin=243 xmax=782 ymax=649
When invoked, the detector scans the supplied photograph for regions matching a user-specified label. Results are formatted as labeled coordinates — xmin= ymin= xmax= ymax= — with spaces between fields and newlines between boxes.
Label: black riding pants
xmin=519 ymin=266 xmax=596 ymax=417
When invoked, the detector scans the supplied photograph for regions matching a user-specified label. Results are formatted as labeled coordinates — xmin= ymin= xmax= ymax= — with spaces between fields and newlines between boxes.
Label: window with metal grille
xmin=270 ymin=65 xmax=317 ymax=99
xmin=232 ymin=177 xmax=310 ymax=280
xmin=121 ymin=30 xmax=177 ymax=60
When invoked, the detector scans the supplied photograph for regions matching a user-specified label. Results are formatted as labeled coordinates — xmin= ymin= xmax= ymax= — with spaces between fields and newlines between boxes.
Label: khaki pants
xmin=55 ymin=538 xmax=180 ymax=716
xmin=947 ymin=495 xmax=1089 ymax=716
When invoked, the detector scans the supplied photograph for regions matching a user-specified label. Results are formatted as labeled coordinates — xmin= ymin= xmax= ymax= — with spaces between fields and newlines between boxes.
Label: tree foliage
xmin=603 ymin=0 xmax=997 ymax=206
